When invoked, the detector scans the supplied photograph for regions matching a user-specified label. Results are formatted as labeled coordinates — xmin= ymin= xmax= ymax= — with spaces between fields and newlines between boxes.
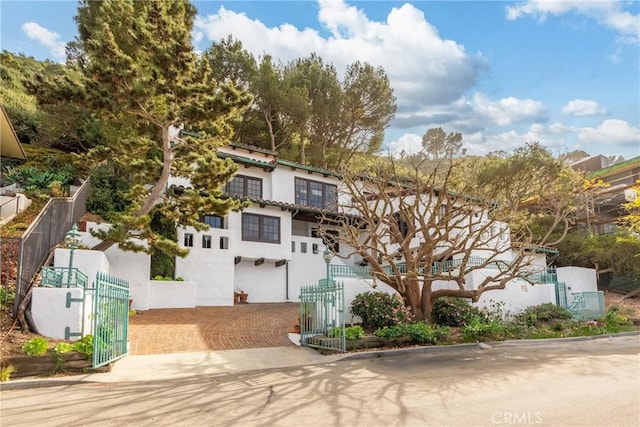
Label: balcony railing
xmin=40 ymin=266 xmax=89 ymax=289
xmin=331 ymin=257 xmax=556 ymax=283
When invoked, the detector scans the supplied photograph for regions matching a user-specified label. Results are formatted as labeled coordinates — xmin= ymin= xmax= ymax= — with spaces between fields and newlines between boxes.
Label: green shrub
xmin=432 ymin=297 xmax=483 ymax=326
xmin=0 ymin=286 xmax=15 ymax=311
xmin=1 ymin=364 xmax=16 ymax=382
xmin=375 ymin=322 xmax=449 ymax=344
xmin=328 ymin=326 xmax=365 ymax=340
xmin=72 ymin=335 xmax=93 ymax=359
xmin=53 ymin=342 xmax=73 ymax=354
xmin=344 ymin=325 xmax=365 ymax=340
xmin=406 ymin=322 xmax=450 ymax=344
xmin=551 ymin=319 xmax=578 ymax=332
xmin=375 ymin=324 xmax=410 ymax=340
xmin=516 ymin=303 xmax=572 ymax=324
xmin=5 ymin=165 xmax=72 ymax=194
xmin=350 ymin=292 xmax=413 ymax=330
xmin=462 ymin=316 xmax=507 ymax=341
xmin=22 ymin=337 xmax=49 ymax=356
xmin=599 ymin=307 xmax=633 ymax=327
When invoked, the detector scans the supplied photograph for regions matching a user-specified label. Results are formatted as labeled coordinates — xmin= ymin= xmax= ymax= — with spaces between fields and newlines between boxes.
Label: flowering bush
xmin=350 ymin=291 xmax=413 ymax=330
xmin=431 ymin=297 xmax=483 ymax=326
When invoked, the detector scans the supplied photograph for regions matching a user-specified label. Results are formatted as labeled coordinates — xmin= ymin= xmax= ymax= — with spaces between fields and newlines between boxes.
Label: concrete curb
xmin=339 ymin=330 xmax=640 ymax=361
xmin=3 ymin=331 xmax=638 ymax=391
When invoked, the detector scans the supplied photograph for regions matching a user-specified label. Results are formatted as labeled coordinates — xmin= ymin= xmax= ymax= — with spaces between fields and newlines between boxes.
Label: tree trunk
xmin=420 ymin=280 xmax=434 ymax=322
xmin=17 ymin=288 xmax=38 ymax=334
xmin=137 ymin=124 xmax=172 ymax=216
xmin=402 ymin=276 xmax=425 ymax=320
xmin=91 ymin=239 xmax=115 ymax=252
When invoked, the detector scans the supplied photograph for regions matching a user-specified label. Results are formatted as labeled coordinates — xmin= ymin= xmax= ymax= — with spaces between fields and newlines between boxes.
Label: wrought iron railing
xmin=40 ymin=266 xmax=89 ymax=289
xmin=568 ymin=291 xmax=605 ymax=321
xmin=330 ymin=257 xmax=552 ymax=280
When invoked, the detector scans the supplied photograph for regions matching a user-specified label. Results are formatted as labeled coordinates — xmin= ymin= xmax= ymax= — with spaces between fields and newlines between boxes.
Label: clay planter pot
xmin=239 ymin=292 xmax=248 ymax=303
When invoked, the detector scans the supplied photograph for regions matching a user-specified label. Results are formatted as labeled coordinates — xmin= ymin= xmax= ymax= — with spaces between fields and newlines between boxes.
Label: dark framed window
xmin=220 ymin=237 xmax=229 ymax=249
xmin=301 ymin=242 xmax=307 ymax=253
xmin=241 ymin=213 xmax=280 ymax=243
xmin=184 ymin=233 xmax=193 ymax=247
xmin=392 ymin=212 xmax=410 ymax=239
xmin=294 ymin=177 xmax=337 ymax=209
xmin=225 ymin=175 xmax=262 ymax=198
xmin=323 ymin=230 xmax=340 ymax=253
xmin=202 ymin=235 xmax=212 ymax=249
xmin=203 ymin=215 xmax=223 ymax=229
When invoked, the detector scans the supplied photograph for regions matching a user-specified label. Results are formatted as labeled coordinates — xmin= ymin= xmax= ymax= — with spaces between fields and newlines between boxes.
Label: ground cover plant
xmin=335 ymin=293 xmax=638 ymax=351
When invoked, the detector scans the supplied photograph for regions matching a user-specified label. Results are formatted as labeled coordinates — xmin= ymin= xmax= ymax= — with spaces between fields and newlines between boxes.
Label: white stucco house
xmin=53 ymin=141 xmax=597 ymax=317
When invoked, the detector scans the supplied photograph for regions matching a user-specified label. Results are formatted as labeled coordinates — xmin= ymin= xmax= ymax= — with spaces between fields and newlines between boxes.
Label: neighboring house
xmin=0 ymin=103 xmax=27 ymax=161
xmin=571 ymin=155 xmax=640 ymax=234
xmin=0 ymin=103 xmax=30 ymax=222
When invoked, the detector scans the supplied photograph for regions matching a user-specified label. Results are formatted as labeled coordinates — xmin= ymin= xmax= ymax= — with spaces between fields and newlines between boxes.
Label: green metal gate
xmin=568 ymin=291 xmax=605 ymax=321
xmin=555 ymin=281 xmax=568 ymax=307
xmin=92 ymin=272 xmax=130 ymax=368
xmin=299 ymin=280 xmax=346 ymax=352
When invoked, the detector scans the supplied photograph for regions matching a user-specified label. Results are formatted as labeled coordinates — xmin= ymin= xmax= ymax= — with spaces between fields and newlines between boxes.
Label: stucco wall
xmin=175 ymin=227 xmax=235 ymax=306
xmin=556 ymin=266 xmax=598 ymax=304
xmin=235 ymin=260 xmax=287 ymax=303
xmin=288 ymin=235 xmax=330 ymax=302
xmin=148 ymin=280 xmax=197 ymax=308
xmin=32 ymin=287 xmax=93 ymax=340
xmin=53 ymin=248 xmax=109 ymax=286
xmin=75 ymin=222 xmax=150 ymax=310
xmin=473 ymin=280 xmax=556 ymax=315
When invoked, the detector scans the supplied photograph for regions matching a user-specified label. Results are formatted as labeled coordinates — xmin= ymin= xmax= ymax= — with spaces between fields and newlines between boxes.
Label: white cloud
xmin=459 ymin=124 xmax=574 ymax=156
xmin=471 ymin=94 xmax=548 ymax=126
xmin=194 ymin=0 xmax=485 ymax=110
xmin=386 ymin=133 xmax=422 ymax=157
xmin=577 ymin=119 xmax=640 ymax=146
xmin=562 ymin=99 xmax=608 ymax=116
xmin=506 ymin=0 xmax=640 ymax=42
xmin=21 ymin=22 xmax=66 ymax=61
xmin=391 ymin=92 xmax=548 ymax=132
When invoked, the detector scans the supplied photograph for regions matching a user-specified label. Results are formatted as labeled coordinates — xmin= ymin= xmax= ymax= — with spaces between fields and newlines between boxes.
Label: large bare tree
xmin=322 ymin=142 xmax=593 ymax=321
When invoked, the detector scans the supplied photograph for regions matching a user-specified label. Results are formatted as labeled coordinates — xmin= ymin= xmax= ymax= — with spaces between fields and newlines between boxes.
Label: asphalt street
xmin=1 ymin=335 xmax=639 ymax=427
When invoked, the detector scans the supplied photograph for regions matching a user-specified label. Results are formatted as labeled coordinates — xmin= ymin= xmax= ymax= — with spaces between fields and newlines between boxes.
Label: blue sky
xmin=1 ymin=0 xmax=639 ymax=159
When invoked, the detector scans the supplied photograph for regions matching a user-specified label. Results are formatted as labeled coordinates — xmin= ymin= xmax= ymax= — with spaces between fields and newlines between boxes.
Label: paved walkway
xmin=128 ymin=303 xmax=300 ymax=355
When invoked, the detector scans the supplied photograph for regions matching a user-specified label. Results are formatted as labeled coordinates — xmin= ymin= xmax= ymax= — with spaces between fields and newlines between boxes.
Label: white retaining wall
xmin=175 ymin=227 xmax=235 ymax=306
xmin=556 ymin=266 xmax=598 ymax=304
xmin=473 ymin=280 xmax=556 ymax=315
xmin=31 ymin=287 xmax=93 ymax=340
xmin=148 ymin=280 xmax=197 ymax=308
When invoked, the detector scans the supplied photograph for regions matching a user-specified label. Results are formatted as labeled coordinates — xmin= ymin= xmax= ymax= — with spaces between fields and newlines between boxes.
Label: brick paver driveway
xmin=128 ymin=303 xmax=300 ymax=355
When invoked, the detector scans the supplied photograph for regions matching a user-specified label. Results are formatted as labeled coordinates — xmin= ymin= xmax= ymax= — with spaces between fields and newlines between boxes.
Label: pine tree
xmin=70 ymin=0 xmax=251 ymax=254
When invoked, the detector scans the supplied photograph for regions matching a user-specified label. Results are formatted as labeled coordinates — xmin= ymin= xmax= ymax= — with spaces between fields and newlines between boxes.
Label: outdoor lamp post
xmin=65 ymin=224 xmax=82 ymax=274
xmin=323 ymin=245 xmax=334 ymax=283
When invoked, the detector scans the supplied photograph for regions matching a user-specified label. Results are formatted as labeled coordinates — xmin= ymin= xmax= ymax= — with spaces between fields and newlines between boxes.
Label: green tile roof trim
xmin=276 ymin=159 xmax=343 ymax=178
xmin=229 ymin=141 xmax=278 ymax=156
xmin=511 ymin=242 xmax=559 ymax=255
xmin=217 ymin=152 xmax=277 ymax=170
xmin=587 ymin=156 xmax=640 ymax=179
xmin=222 ymin=194 xmax=358 ymax=219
